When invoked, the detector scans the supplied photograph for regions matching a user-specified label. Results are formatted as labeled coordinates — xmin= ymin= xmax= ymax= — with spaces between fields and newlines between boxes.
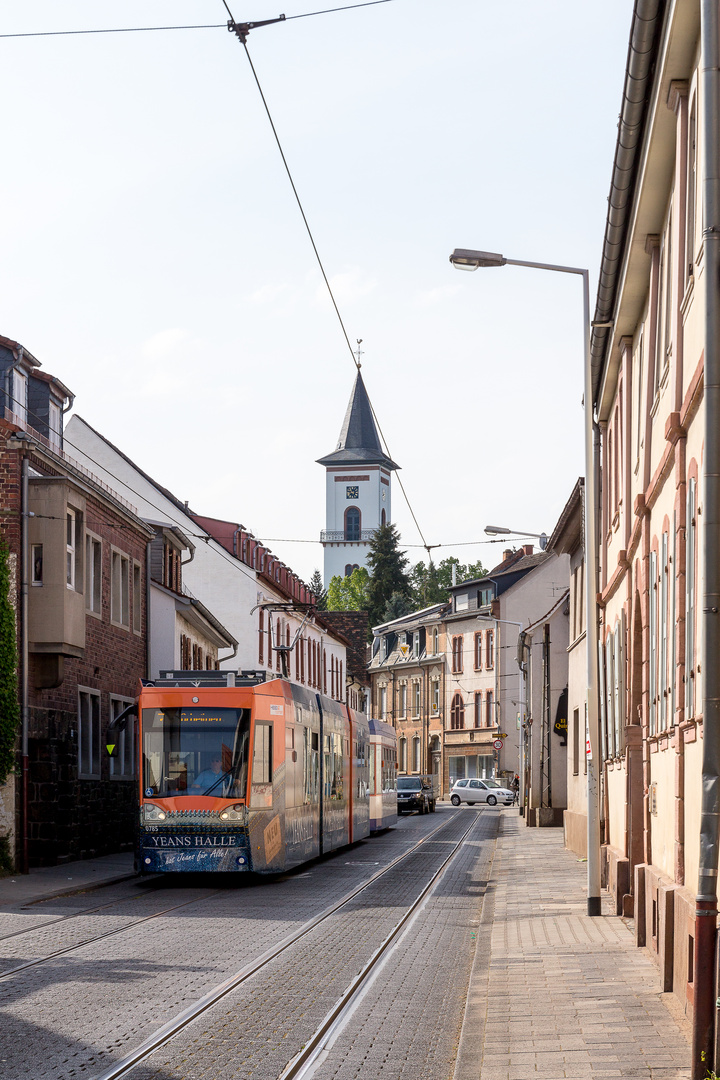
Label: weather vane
xmin=354 ymin=339 xmax=364 ymax=368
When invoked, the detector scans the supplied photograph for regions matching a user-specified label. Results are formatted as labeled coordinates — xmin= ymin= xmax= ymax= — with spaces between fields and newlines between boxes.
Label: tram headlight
xmin=219 ymin=803 xmax=245 ymax=822
xmin=142 ymin=803 xmax=166 ymax=822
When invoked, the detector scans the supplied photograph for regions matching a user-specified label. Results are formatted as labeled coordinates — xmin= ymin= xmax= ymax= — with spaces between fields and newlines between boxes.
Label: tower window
xmin=345 ymin=506 xmax=361 ymax=541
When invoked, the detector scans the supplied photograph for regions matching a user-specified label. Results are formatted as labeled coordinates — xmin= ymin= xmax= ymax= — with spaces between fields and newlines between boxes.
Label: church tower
xmin=317 ymin=372 xmax=399 ymax=587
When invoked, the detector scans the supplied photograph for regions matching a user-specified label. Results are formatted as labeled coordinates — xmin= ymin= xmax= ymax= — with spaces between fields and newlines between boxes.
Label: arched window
xmin=412 ymin=736 xmax=421 ymax=772
xmin=345 ymin=506 xmax=361 ymax=541
xmin=450 ymin=693 xmax=465 ymax=730
xmin=399 ymin=738 xmax=407 ymax=772
xmin=381 ymin=509 xmax=386 ymax=526
xmin=345 ymin=564 xmax=353 ymax=576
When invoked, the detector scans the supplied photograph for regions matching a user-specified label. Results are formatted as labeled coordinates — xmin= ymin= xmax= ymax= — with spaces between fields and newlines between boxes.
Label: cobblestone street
xmin=0 ymin=808 xmax=694 ymax=1080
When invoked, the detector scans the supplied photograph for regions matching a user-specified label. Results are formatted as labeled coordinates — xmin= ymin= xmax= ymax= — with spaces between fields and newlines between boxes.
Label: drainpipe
xmin=145 ymin=542 xmax=153 ymax=679
xmin=20 ymin=454 xmax=29 ymax=874
xmin=694 ymin=2 xmax=720 ymax=1075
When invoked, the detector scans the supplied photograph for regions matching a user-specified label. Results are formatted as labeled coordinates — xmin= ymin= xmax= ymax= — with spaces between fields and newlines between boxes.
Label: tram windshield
xmin=142 ymin=707 xmax=251 ymax=799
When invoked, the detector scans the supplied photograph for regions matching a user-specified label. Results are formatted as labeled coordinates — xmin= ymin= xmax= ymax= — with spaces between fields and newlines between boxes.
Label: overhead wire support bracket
xmin=227 ymin=14 xmax=286 ymax=42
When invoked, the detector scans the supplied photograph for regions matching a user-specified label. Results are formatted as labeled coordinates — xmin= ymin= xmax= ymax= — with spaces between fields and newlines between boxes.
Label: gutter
xmin=693 ymin=2 xmax=720 ymax=1074
xmin=590 ymin=0 xmax=667 ymax=399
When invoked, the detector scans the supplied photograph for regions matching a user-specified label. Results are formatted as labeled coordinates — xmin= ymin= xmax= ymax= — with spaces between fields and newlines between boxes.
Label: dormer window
xmin=13 ymin=368 xmax=27 ymax=424
xmin=48 ymin=401 xmax=62 ymax=450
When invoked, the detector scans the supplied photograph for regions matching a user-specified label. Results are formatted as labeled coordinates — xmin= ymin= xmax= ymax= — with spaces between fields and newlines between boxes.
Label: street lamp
xmin=484 ymin=525 xmax=548 ymax=550
xmin=451 ymin=245 xmax=601 ymax=917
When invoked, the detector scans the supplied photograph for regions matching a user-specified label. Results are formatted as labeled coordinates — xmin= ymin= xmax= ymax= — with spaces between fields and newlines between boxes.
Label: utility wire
xmin=223 ymin=2 xmax=431 ymax=559
xmin=0 ymin=2 xmax=396 ymax=39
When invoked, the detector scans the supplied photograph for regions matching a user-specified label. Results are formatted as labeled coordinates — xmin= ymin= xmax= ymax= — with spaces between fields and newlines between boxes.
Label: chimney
xmin=523 ymin=544 xmax=534 ymax=556
xmin=503 ymin=549 xmax=514 ymax=562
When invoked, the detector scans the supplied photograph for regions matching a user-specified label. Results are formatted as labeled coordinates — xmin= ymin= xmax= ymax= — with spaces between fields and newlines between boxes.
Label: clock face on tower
xmin=346 ymin=485 xmax=359 ymax=499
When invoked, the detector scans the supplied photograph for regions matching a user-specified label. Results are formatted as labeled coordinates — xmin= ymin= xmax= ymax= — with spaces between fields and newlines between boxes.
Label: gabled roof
xmin=316 ymin=372 xmax=399 ymax=470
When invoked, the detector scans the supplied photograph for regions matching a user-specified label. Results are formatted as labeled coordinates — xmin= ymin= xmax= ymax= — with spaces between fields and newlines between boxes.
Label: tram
xmin=368 ymin=718 xmax=398 ymax=832
xmin=116 ymin=670 xmax=395 ymax=874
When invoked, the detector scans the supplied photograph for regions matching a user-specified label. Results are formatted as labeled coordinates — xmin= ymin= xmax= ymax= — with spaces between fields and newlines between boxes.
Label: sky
xmin=0 ymin=0 xmax=633 ymax=584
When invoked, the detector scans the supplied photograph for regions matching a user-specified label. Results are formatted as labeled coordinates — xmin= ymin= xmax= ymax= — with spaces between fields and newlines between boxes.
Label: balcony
xmin=320 ymin=529 xmax=376 ymax=543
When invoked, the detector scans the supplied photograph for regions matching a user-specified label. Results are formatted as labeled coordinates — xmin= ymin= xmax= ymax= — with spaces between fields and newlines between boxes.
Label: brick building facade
xmin=0 ymin=336 xmax=154 ymax=867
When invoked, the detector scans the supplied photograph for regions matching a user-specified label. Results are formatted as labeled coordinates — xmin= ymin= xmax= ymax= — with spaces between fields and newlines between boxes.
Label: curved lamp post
xmin=450 ymin=246 xmax=601 ymax=917
xmin=484 ymin=524 xmax=548 ymax=551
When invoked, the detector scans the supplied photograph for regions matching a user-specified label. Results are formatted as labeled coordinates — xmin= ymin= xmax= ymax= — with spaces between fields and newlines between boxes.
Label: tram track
xmin=89 ymin=811 xmax=487 ymax=1080
xmin=0 ymin=814 xmax=450 ymax=984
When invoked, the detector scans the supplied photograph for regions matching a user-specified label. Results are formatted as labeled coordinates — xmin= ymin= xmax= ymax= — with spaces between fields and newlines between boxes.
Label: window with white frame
xmin=111 ymin=549 xmax=130 ymax=628
xmin=432 ymin=627 xmax=439 ymax=654
xmin=431 ymin=678 xmax=440 ymax=713
xmin=133 ymin=561 xmax=142 ymax=633
xmin=12 ymin=369 xmax=27 ymax=423
xmin=649 ymin=549 xmax=658 ymax=736
xmin=31 ymin=544 xmax=43 ymax=586
xmin=412 ymin=681 xmax=421 ymax=716
xmin=486 ymin=690 xmax=494 ymax=728
xmin=48 ymin=401 xmax=62 ymax=451
xmin=485 ymin=630 xmax=494 ymax=668
xmin=399 ymin=737 xmax=407 ymax=772
xmin=78 ymin=687 xmax=101 ymax=778
xmin=687 ymin=478 xmax=697 ymax=717
xmin=380 ymin=685 xmax=387 ymax=720
xmin=399 ymin=682 xmax=407 ymax=717
xmin=660 ymin=532 xmax=668 ymax=731
xmin=85 ymin=534 xmax=102 ymax=615
xmin=412 ymin=736 xmax=420 ymax=772
xmin=66 ymin=508 xmax=78 ymax=589
xmin=109 ymin=696 xmax=135 ymax=779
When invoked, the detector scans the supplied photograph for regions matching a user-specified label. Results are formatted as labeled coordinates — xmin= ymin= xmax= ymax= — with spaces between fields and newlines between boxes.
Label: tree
xmin=308 ymin=568 xmax=327 ymax=611
xmin=409 ymin=556 xmax=486 ymax=608
xmin=382 ymin=591 xmax=414 ymax=623
xmin=365 ymin=523 xmax=410 ymax=626
xmin=326 ymin=566 xmax=371 ymax=611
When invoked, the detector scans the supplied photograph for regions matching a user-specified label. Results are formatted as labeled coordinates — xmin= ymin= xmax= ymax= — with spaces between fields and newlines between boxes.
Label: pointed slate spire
xmin=317 ymin=372 xmax=399 ymax=469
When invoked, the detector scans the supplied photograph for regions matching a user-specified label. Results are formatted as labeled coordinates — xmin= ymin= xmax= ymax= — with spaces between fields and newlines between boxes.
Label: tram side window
xmin=252 ymin=722 xmax=272 ymax=785
xmin=304 ymin=728 xmax=319 ymax=804
xmin=324 ymin=731 xmax=344 ymax=801
xmin=369 ymin=744 xmax=376 ymax=794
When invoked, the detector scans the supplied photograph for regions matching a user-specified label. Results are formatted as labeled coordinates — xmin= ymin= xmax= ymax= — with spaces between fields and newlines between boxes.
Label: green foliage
xmin=308 ymin=569 xmax=327 ymax=611
xmin=326 ymin=567 xmax=371 ymax=611
xmin=382 ymin=591 xmax=415 ymax=623
xmin=409 ymin=556 xmax=486 ymax=608
xmin=365 ymin=524 xmax=410 ymax=627
xmin=0 ymin=541 xmax=20 ymax=786
xmin=0 ymin=833 xmax=13 ymax=874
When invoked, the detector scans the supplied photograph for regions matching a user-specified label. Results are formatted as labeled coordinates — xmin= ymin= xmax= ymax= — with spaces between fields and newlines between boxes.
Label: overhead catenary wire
xmin=4 ymin=0 xmax=433 ymax=565
xmin=0 ymin=2 xmax=397 ymax=40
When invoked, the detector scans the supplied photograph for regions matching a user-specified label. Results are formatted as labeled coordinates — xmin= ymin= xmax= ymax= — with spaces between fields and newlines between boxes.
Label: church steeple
xmin=318 ymin=372 xmax=399 ymax=587
xmin=316 ymin=372 xmax=399 ymax=470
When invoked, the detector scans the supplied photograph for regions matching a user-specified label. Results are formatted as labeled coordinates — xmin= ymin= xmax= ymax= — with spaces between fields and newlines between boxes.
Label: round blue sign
xmin=144 ymin=787 xmax=154 ymax=797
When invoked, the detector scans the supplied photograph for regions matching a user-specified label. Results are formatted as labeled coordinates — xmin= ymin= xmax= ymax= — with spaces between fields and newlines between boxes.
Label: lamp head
xmin=449 ymin=249 xmax=506 ymax=270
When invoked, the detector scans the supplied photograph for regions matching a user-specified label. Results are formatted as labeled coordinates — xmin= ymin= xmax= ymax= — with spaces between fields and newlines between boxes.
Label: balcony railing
xmin=320 ymin=529 xmax=376 ymax=542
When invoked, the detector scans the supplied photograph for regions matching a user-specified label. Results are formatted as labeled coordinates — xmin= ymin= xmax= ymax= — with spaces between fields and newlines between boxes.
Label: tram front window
xmin=142 ymin=707 xmax=251 ymax=799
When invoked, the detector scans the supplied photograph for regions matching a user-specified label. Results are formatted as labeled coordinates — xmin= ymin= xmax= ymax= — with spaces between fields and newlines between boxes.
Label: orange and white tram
xmin=368 ymin=719 xmax=398 ymax=832
xmin=125 ymin=670 xmax=393 ymax=874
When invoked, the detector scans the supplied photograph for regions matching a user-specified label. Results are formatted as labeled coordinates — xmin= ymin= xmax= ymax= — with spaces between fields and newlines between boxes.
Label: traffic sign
xmin=493 ymin=739 xmax=504 ymax=750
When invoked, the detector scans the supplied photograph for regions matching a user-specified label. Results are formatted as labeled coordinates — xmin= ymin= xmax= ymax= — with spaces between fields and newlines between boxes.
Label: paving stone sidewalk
xmin=455 ymin=811 xmax=692 ymax=1080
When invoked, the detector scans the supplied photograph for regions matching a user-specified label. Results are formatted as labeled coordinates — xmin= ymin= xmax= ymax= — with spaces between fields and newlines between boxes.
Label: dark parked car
xmin=397 ymin=775 xmax=438 ymax=814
